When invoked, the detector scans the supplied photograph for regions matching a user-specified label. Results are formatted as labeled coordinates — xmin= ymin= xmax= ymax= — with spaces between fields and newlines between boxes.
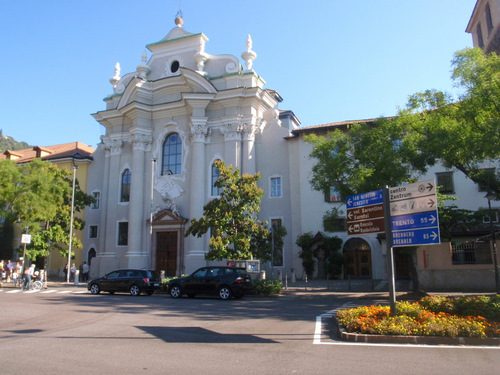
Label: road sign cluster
xmin=346 ymin=179 xmax=440 ymax=247
xmin=389 ymin=179 xmax=440 ymax=247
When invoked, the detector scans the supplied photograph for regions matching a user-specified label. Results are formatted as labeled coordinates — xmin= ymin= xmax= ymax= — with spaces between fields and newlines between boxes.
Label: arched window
xmin=88 ymin=248 xmax=96 ymax=266
xmin=486 ymin=3 xmax=494 ymax=34
xmin=211 ymin=160 xmax=221 ymax=196
xmin=121 ymin=169 xmax=131 ymax=202
xmin=162 ymin=133 xmax=182 ymax=175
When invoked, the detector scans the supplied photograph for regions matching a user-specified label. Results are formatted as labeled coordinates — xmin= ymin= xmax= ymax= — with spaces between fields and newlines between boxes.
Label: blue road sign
xmin=391 ymin=211 xmax=439 ymax=231
xmin=346 ymin=189 xmax=384 ymax=209
xmin=392 ymin=227 xmax=440 ymax=247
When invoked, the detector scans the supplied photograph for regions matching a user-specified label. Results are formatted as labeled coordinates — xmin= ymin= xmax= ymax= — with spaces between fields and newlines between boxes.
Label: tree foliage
xmin=0 ymin=159 xmax=94 ymax=260
xmin=185 ymin=160 xmax=276 ymax=261
xmin=397 ymin=48 xmax=500 ymax=195
xmin=305 ymin=117 xmax=428 ymax=202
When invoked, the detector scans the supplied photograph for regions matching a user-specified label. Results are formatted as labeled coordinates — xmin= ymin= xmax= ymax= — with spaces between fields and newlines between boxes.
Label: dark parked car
xmin=88 ymin=268 xmax=161 ymax=296
xmin=168 ymin=266 xmax=252 ymax=300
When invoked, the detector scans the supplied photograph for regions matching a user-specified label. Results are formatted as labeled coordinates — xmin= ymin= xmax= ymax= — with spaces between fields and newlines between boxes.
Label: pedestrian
xmin=23 ymin=264 xmax=35 ymax=290
xmin=82 ymin=261 xmax=90 ymax=282
xmin=70 ymin=263 xmax=76 ymax=282
xmin=64 ymin=263 xmax=68 ymax=281
xmin=13 ymin=262 xmax=21 ymax=286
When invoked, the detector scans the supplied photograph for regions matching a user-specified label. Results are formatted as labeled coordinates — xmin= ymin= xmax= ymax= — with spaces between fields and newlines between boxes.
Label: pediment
xmin=152 ymin=209 xmax=187 ymax=225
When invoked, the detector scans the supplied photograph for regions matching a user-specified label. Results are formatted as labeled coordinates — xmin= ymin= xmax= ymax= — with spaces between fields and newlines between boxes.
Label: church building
xmin=85 ymin=16 xmax=304 ymax=278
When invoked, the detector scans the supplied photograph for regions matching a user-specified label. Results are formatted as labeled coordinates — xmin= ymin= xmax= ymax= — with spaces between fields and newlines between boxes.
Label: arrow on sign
xmin=429 ymin=214 xmax=437 ymax=225
xmin=430 ymin=231 xmax=438 ymax=241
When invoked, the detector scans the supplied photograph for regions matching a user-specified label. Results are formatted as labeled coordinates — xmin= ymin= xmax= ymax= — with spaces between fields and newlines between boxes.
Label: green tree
xmin=305 ymin=117 xmax=428 ymax=202
xmin=296 ymin=232 xmax=315 ymax=279
xmin=185 ymin=160 xmax=274 ymax=261
xmin=397 ymin=48 xmax=500 ymax=195
xmin=0 ymin=159 xmax=93 ymax=261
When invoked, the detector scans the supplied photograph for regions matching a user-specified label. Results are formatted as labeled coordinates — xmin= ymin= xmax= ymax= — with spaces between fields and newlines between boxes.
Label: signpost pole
xmin=383 ymin=186 xmax=396 ymax=315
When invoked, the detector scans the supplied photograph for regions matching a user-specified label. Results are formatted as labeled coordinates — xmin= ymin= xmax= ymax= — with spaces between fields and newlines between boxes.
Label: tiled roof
xmin=1 ymin=142 xmax=95 ymax=163
xmin=291 ymin=116 xmax=394 ymax=135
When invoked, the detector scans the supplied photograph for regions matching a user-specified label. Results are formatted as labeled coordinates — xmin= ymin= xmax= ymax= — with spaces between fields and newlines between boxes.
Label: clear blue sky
xmin=0 ymin=0 xmax=475 ymax=149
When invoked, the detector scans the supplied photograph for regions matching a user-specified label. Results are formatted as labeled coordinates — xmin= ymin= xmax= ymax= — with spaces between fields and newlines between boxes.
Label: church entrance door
xmin=156 ymin=231 xmax=178 ymax=277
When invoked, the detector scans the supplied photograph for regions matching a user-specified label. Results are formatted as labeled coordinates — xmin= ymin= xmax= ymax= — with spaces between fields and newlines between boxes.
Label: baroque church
xmin=85 ymin=16 xmax=308 ymax=278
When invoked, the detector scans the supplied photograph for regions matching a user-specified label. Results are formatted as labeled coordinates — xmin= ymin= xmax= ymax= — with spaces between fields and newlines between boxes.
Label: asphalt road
xmin=1 ymin=286 xmax=499 ymax=375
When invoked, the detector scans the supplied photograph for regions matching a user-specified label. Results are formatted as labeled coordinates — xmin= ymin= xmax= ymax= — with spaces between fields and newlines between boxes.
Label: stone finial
xmin=110 ymin=62 xmax=121 ymax=92
xmin=136 ymin=51 xmax=151 ymax=79
xmin=241 ymin=34 xmax=257 ymax=71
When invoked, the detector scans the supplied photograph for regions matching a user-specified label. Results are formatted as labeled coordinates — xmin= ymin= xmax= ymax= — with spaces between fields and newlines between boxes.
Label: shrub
xmin=251 ymin=279 xmax=283 ymax=296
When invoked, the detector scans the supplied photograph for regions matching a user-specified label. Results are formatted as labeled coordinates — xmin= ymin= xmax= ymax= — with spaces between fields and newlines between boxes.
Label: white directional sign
xmin=389 ymin=179 xmax=436 ymax=201
xmin=389 ymin=179 xmax=440 ymax=247
xmin=21 ymin=234 xmax=31 ymax=244
xmin=389 ymin=195 xmax=437 ymax=216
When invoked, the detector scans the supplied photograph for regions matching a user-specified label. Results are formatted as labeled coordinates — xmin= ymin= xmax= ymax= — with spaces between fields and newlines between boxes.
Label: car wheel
xmin=130 ymin=285 xmax=141 ymax=296
xmin=170 ymin=284 xmax=182 ymax=298
xmin=218 ymin=286 xmax=232 ymax=300
xmin=90 ymin=284 xmax=100 ymax=295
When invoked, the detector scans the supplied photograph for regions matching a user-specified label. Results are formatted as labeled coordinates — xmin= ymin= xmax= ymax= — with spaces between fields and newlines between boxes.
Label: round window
xmin=170 ymin=60 xmax=180 ymax=73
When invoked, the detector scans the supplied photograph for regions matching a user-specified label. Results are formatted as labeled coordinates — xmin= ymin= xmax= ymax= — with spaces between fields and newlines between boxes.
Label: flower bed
xmin=336 ymin=295 xmax=500 ymax=338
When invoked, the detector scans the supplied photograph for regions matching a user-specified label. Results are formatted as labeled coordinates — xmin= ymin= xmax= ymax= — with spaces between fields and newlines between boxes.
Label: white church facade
xmin=85 ymin=18 xmax=306 ymax=278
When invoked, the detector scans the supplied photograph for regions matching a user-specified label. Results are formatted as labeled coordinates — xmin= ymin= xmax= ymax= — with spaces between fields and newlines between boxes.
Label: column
xmin=100 ymin=136 xmax=123 ymax=273
xmin=220 ymin=123 xmax=242 ymax=169
xmin=187 ymin=119 xmax=209 ymax=271
xmin=127 ymin=130 xmax=152 ymax=268
xmin=241 ymin=122 xmax=258 ymax=175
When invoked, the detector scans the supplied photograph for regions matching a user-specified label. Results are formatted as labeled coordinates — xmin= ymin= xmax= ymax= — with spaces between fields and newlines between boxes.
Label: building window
xmin=118 ymin=222 xmax=128 ymax=246
xmin=486 ymin=3 xmax=494 ymax=35
xmin=436 ymin=172 xmax=454 ymax=194
xmin=271 ymin=218 xmax=283 ymax=267
xmin=324 ymin=186 xmax=342 ymax=202
xmin=121 ymin=169 xmax=131 ymax=202
xmin=270 ymin=177 xmax=282 ymax=197
xmin=483 ymin=209 xmax=499 ymax=224
xmin=211 ymin=161 xmax=221 ymax=196
xmin=162 ymin=133 xmax=182 ymax=175
xmin=91 ymin=191 xmax=100 ymax=209
xmin=89 ymin=225 xmax=98 ymax=239
xmin=477 ymin=23 xmax=485 ymax=48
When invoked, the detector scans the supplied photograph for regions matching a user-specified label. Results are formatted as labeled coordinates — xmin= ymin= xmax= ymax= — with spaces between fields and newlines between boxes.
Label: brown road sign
xmin=347 ymin=203 xmax=384 ymax=222
xmin=347 ymin=217 xmax=385 ymax=235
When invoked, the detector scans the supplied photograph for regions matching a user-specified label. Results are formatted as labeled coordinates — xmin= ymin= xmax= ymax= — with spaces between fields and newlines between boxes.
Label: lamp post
xmin=485 ymin=189 xmax=500 ymax=294
xmin=66 ymin=165 xmax=78 ymax=283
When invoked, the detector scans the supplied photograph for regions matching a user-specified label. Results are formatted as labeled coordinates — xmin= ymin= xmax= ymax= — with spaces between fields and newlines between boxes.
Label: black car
xmin=168 ymin=266 xmax=252 ymax=300
xmin=88 ymin=268 xmax=161 ymax=296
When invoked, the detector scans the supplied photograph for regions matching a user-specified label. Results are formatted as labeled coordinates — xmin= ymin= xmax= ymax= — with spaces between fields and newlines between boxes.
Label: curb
xmin=334 ymin=316 xmax=500 ymax=346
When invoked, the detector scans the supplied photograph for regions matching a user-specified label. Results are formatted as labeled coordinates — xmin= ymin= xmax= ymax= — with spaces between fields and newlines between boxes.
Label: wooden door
xmin=156 ymin=231 xmax=178 ymax=276
xmin=344 ymin=249 xmax=372 ymax=278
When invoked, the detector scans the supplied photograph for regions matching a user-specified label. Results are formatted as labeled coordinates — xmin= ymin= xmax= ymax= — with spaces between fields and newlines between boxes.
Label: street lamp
xmin=485 ymin=189 xmax=499 ymax=294
xmin=66 ymin=165 xmax=78 ymax=283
